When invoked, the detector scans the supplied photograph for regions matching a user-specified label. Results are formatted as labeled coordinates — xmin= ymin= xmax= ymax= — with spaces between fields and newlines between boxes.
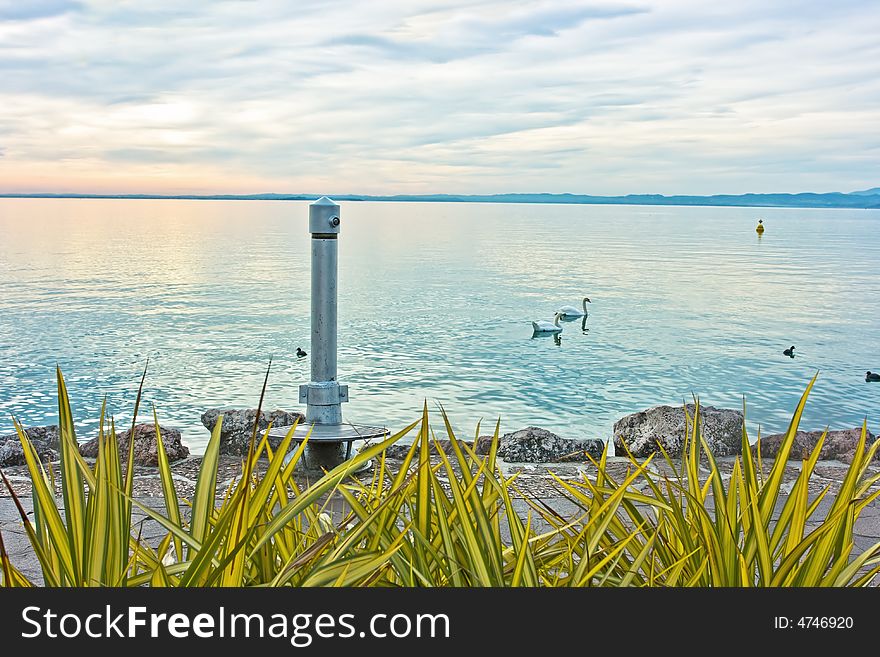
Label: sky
xmin=0 ymin=0 xmax=878 ymax=196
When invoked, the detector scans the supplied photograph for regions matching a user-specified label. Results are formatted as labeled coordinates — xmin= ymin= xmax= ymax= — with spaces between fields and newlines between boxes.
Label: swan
xmin=532 ymin=312 xmax=563 ymax=334
xmin=557 ymin=297 xmax=591 ymax=319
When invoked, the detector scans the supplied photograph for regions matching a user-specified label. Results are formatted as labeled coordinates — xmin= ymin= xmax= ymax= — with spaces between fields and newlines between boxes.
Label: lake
xmin=1 ymin=198 xmax=878 ymax=453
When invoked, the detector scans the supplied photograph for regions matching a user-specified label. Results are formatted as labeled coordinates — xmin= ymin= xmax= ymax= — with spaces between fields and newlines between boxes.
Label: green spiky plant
xmin=131 ymin=408 xmax=411 ymax=587
xmin=0 ymin=366 xmax=149 ymax=586
xmin=544 ymin=374 xmax=880 ymax=586
xmin=0 ymin=522 xmax=31 ymax=586
xmin=2 ymin=369 xmax=879 ymax=587
xmin=0 ymin=363 xmax=411 ymax=587
xmin=336 ymin=405 xmax=644 ymax=586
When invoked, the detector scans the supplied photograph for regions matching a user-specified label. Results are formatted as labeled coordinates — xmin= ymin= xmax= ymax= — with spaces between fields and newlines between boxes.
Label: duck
xmin=532 ymin=312 xmax=563 ymax=334
xmin=867 ymin=371 xmax=880 ymax=382
xmin=783 ymin=346 xmax=795 ymax=358
xmin=556 ymin=297 xmax=591 ymax=319
xmin=296 ymin=347 xmax=307 ymax=358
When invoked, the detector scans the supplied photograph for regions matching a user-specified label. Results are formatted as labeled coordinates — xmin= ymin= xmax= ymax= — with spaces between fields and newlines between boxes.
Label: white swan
xmin=532 ymin=312 xmax=563 ymax=334
xmin=556 ymin=297 xmax=591 ymax=318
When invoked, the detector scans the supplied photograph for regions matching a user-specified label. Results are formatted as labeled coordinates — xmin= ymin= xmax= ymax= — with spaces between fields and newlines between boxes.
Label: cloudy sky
xmin=1 ymin=0 xmax=878 ymax=195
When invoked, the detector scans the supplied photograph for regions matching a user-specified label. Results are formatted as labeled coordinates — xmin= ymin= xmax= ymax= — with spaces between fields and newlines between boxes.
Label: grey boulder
xmin=378 ymin=436 xmax=496 ymax=461
xmin=0 ymin=425 xmax=60 ymax=467
xmin=79 ymin=424 xmax=189 ymax=466
xmin=372 ymin=435 xmax=497 ymax=460
xmin=754 ymin=427 xmax=877 ymax=464
xmin=475 ymin=435 xmax=495 ymax=455
xmin=613 ymin=405 xmax=744 ymax=457
xmin=200 ymin=408 xmax=305 ymax=455
xmin=380 ymin=439 xmax=459 ymax=461
xmin=498 ymin=426 xmax=604 ymax=463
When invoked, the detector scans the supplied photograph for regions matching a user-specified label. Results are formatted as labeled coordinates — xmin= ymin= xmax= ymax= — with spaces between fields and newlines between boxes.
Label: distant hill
xmin=2 ymin=190 xmax=879 ymax=209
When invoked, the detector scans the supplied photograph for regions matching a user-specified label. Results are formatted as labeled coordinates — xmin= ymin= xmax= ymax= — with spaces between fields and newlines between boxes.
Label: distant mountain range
xmin=2 ymin=189 xmax=879 ymax=209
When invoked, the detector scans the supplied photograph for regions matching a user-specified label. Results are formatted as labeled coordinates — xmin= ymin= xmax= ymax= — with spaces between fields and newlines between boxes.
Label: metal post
xmin=300 ymin=197 xmax=348 ymax=426
xmin=273 ymin=197 xmax=387 ymax=472
xmin=310 ymin=221 xmax=338 ymax=394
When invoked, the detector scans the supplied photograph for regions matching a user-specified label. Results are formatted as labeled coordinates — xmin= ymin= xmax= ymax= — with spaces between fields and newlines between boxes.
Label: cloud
xmin=0 ymin=0 xmax=81 ymax=21
xmin=0 ymin=0 xmax=878 ymax=195
xmin=323 ymin=33 xmax=492 ymax=63
xmin=325 ymin=2 xmax=648 ymax=62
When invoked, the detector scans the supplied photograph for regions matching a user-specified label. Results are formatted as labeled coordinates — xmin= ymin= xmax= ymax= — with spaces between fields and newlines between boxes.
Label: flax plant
xmin=124 ymin=363 xmax=411 ymax=587
xmin=2 ymin=369 xmax=879 ymax=588
xmin=335 ymin=404 xmax=632 ymax=586
xmin=545 ymin=374 xmax=880 ymax=586
xmin=0 ymin=367 xmax=147 ymax=586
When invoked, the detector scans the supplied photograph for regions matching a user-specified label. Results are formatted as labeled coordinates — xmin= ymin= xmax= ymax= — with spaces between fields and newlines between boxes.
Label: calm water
xmin=1 ymin=198 xmax=879 ymax=453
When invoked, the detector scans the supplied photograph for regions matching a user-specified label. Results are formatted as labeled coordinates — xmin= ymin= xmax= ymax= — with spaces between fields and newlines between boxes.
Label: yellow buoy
xmin=756 ymin=219 xmax=765 ymax=234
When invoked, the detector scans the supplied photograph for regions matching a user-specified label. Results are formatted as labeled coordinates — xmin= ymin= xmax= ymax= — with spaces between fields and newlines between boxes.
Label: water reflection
xmin=529 ymin=322 xmax=564 ymax=345
xmin=531 ymin=329 xmax=563 ymax=346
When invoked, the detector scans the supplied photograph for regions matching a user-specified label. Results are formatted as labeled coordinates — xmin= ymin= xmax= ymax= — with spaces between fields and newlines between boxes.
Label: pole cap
xmin=309 ymin=196 xmax=341 ymax=234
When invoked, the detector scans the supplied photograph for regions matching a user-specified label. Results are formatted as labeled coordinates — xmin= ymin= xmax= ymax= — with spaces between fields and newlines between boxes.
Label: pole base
xmin=271 ymin=422 xmax=388 ymax=475
xmin=304 ymin=440 xmax=345 ymax=469
xmin=294 ymin=444 xmax=373 ymax=476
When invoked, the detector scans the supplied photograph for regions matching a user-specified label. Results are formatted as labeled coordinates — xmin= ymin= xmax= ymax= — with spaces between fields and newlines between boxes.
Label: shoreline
xmin=2 ymin=193 xmax=879 ymax=211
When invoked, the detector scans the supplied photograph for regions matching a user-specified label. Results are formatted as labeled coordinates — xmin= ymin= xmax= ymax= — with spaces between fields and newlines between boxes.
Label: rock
xmin=374 ymin=436 xmax=496 ymax=460
xmin=0 ymin=425 xmax=60 ymax=466
xmin=613 ymin=405 xmax=743 ymax=457
xmin=200 ymin=408 xmax=306 ymax=456
xmin=379 ymin=440 xmax=456 ymax=460
xmin=79 ymin=424 xmax=189 ymax=466
xmin=754 ymin=427 xmax=877 ymax=463
xmin=378 ymin=444 xmax=410 ymax=460
xmin=11 ymin=425 xmax=60 ymax=449
xmin=475 ymin=435 xmax=495 ymax=455
xmin=498 ymin=426 xmax=605 ymax=463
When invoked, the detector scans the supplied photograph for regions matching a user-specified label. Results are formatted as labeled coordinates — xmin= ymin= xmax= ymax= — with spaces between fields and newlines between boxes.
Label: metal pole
xmin=275 ymin=197 xmax=387 ymax=471
xmin=310 ymin=208 xmax=338 ymax=396
xmin=300 ymin=197 xmax=348 ymax=426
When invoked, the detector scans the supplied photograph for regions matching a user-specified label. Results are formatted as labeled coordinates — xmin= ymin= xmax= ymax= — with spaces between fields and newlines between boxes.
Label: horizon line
xmin=1 ymin=189 xmax=879 ymax=211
